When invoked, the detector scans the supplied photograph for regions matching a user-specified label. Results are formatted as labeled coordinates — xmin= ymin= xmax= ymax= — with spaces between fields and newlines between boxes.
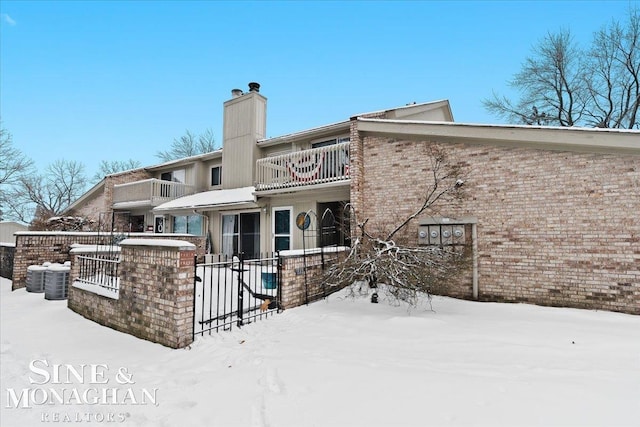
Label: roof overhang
xmin=356 ymin=119 xmax=640 ymax=155
xmin=152 ymin=186 xmax=258 ymax=214
xmin=146 ymin=149 xmax=223 ymax=172
xmin=258 ymin=121 xmax=351 ymax=147
xmin=254 ymin=180 xmax=351 ymax=196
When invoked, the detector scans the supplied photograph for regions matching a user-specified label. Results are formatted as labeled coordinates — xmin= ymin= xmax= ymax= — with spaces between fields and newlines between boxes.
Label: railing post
xmin=237 ymin=253 xmax=244 ymax=328
xmin=276 ymin=251 xmax=282 ymax=313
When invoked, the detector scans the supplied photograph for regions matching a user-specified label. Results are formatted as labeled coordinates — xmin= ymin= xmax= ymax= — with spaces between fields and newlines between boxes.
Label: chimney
xmin=222 ymin=83 xmax=267 ymax=188
xmin=248 ymin=82 xmax=260 ymax=93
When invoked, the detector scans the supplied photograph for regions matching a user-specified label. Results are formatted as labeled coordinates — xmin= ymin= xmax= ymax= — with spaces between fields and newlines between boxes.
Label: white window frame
xmin=272 ymin=206 xmax=292 ymax=252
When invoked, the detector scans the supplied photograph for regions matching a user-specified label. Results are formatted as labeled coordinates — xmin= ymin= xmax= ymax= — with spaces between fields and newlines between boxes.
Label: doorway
xmin=221 ymin=212 xmax=260 ymax=259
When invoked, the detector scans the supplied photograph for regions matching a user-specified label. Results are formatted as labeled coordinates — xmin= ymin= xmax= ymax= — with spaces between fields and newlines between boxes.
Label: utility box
xmin=418 ymin=217 xmax=475 ymax=247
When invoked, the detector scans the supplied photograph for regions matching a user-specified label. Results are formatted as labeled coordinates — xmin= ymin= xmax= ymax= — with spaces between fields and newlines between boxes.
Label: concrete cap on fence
xmin=119 ymin=238 xmax=195 ymax=251
xmin=70 ymin=245 xmax=123 ymax=255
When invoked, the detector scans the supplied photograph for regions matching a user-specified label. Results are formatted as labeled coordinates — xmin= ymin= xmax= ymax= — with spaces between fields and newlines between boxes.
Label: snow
xmin=119 ymin=238 xmax=195 ymax=248
xmin=279 ymin=246 xmax=349 ymax=257
xmin=153 ymin=186 xmax=257 ymax=212
xmin=2 ymin=276 xmax=639 ymax=427
xmin=72 ymin=280 xmax=119 ymax=300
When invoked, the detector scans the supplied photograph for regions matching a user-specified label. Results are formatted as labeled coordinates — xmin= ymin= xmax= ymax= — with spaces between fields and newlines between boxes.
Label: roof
xmin=258 ymin=100 xmax=454 ymax=147
xmin=351 ymin=99 xmax=454 ymax=122
xmin=356 ymin=118 xmax=640 ymax=155
xmin=153 ymin=186 xmax=257 ymax=213
xmin=145 ymin=149 xmax=223 ymax=171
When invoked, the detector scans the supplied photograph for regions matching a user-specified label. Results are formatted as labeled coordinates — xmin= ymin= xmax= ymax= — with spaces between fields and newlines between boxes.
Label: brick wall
xmin=352 ymin=134 xmax=640 ymax=314
xmin=68 ymin=240 xmax=195 ymax=349
xmin=71 ymin=169 xmax=153 ymax=225
xmin=280 ymin=250 xmax=348 ymax=308
xmin=12 ymin=232 xmax=205 ymax=290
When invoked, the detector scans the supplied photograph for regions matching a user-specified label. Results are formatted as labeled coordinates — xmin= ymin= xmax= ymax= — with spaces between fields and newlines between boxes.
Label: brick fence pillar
xmin=119 ymin=239 xmax=195 ymax=348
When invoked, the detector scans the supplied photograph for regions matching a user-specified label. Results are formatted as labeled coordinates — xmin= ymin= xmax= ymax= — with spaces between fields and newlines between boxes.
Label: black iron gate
xmin=193 ymin=253 xmax=281 ymax=338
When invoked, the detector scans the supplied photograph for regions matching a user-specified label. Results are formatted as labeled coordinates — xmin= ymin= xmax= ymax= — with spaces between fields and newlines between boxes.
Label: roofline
xmin=356 ymin=118 xmax=640 ymax=155
xmin=257 ymin=99 xmax=454 ymax=147
xmin=258 ymin=120 xmax=351 ymax=147
xmin=145 ymin=149 xmax=223 ymax=171
xmin=350 ymin=99 xmax=453 ymax=121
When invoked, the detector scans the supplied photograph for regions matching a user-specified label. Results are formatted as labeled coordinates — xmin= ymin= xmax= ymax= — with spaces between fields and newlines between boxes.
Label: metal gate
xmin=193 ymin=253 xmax=281 ymax=338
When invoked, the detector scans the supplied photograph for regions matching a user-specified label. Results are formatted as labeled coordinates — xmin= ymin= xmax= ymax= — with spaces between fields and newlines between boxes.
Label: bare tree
xmin=156 ymin=129 xmax=218 ymax=162
xmin=0 ymin=127 xmax=34 ymax=221
xmin=585 ymin=10 xmax=640 ymax=128
xmin=484 ymin=30 xmax=587 ymax=127
xmin=3 ymin=159 xmax=88 ymax=226
xmin=0 ymin=127 xmax=33 ymax=187
xmin=324 ymin=145 xmax=469 ymax=306
xmin=92 ymin=159 xmax=142 ymax=183
xmin=484 ymin=8 xmax=639 ymax=129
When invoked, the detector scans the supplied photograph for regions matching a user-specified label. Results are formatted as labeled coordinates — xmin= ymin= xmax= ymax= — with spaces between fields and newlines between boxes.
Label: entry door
xmin=272 ymin=207 xmax=292 ymax=252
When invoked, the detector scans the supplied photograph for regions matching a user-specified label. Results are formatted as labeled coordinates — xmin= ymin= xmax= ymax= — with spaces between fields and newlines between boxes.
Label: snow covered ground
xmin=1 ymin=276 xmax=639 ymax=427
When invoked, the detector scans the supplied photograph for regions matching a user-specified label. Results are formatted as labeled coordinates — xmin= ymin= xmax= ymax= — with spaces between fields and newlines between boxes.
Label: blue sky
xmin=1 ymin=0 xmax=637 ymax=180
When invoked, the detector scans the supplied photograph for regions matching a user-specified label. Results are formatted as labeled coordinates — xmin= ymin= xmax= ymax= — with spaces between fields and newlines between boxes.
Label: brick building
xmin=66 ymin=84 xmax=640 ymax=314
xmin=350 ymin=116 xmax=639 ymax=314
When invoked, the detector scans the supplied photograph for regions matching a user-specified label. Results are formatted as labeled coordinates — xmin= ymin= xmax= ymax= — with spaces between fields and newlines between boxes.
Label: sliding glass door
xmin=221 ymin=212 xmax=260 ymax=259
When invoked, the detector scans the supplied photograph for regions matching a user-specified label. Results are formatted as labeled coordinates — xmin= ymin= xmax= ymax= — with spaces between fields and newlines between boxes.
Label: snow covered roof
xmin=153 ymin=186 xmax=258 ymax=213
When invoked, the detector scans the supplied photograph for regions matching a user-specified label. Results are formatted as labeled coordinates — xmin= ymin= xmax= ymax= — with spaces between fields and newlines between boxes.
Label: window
xmin=160 ymin=169 xmax=187 ymax=198
xmin=273 ymin=207 xmax=292 ymax=251
xmin=129 ymin=215 xmax=145 ymax=232
xmin=311 ymin=136 xmax=350 ymax=149
xmin=222 ymin=215 xmax=239 ymax=256
xmin=211 ymin=166 xmax=222 ymax=186
xmin=172 ymin=215 xmax=203 ymax=235
xmin=161 ymin=169 xmax=186 ymax=183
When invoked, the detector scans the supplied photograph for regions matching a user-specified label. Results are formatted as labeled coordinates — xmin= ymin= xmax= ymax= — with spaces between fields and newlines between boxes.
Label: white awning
xmin=153 ymin=186 xmax=257 ymax=213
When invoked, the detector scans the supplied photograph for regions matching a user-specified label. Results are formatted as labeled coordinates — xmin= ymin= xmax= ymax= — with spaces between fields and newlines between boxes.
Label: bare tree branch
xmin=325 ymin=145 xmax=470 ymax=306
xmin=156 ymin=129 xmax=218 ymax=162
xmin=484 ymin=8 xmax=639 ymax=130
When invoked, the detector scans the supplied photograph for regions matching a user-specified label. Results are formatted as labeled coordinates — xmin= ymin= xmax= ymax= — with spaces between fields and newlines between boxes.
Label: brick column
xmin=118 ymin=239 xmax=195 ymax=348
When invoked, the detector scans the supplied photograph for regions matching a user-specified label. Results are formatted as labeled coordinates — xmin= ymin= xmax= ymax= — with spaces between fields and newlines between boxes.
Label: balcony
xmin=255 ymin=142 xmax=350 ymax=191
xmin=112 ymin=179 xmax=196 ymax=208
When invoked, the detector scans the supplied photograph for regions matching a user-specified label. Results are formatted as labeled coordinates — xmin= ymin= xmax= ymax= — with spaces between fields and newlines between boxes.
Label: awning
xmin=153 ymin=186 xmax=257 ymax=213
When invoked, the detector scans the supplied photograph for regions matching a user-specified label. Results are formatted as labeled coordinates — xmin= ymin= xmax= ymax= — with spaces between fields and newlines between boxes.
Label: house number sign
xmin=179 ymin=251 xmax=195 ymax=268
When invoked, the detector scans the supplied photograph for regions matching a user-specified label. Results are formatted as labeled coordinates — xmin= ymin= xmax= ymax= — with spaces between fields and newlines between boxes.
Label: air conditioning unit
xmin=26 ymin=265 xmax=47 ymax=293
xmin=44 ymin=264 xmax=70 ymax=300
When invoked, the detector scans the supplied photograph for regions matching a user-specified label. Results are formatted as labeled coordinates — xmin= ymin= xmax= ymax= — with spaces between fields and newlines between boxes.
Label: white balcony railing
xmin=255 ymin=142 xmax=350 ymax=191
xmin=113 ymin=179 xmax=195 ymax=207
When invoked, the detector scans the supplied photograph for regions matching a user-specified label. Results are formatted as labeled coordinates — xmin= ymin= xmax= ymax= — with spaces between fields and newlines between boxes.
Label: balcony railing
xmin=113 ymin=178 xmax=195 ymax=207
xmin=255 ymin=142 xmax=350 ymax=191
